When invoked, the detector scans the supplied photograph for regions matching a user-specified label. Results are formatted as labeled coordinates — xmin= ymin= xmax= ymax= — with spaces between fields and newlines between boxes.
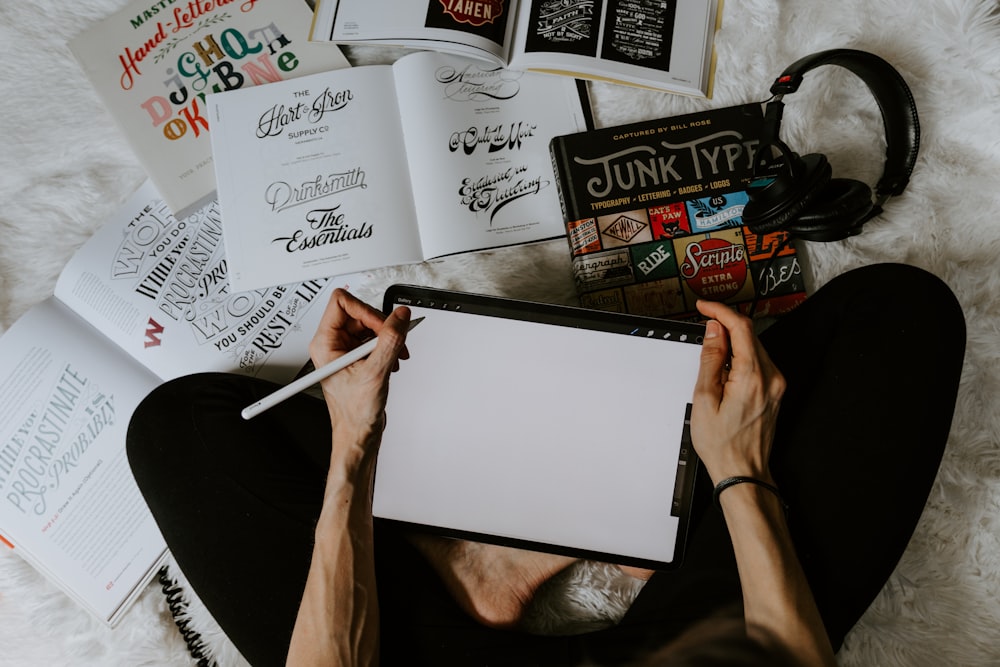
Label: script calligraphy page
xmin=393 ymin=51 xmax=589 ymax=258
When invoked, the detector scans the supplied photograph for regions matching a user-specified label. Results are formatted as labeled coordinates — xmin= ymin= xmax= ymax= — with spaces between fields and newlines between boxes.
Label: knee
xmin=126 ymin=373 xmax=232 ymax=490
xmin=836 ymin=263 xmax=965 ymax=339
xmin=878 ymin=264 xmax=965 ymax=348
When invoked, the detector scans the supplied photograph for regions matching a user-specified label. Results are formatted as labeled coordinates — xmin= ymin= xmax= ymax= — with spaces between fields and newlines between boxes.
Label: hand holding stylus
xmin=242 ymin=289 xmax=419 ymax=420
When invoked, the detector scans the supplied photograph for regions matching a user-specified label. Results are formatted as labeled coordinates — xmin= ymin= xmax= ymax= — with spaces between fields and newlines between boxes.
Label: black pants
xmin=127 ymin=264 xmax=965 ymax=667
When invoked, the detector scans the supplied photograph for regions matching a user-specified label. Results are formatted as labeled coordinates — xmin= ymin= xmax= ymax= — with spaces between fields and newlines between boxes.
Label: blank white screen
xmin=375 ymin=303 xmax=702 ymax=565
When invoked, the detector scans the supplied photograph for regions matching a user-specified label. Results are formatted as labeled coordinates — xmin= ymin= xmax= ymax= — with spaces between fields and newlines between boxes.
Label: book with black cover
xmin=549 ymin=103 xmax=808 ymax=320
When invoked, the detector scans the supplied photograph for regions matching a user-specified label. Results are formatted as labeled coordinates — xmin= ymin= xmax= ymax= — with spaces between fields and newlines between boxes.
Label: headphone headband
xmin=767 ymin=48 xmax=920 ymax=200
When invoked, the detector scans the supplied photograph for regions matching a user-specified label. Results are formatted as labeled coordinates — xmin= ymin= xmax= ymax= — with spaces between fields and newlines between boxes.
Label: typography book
xmin=0 ymin=181 xmax=352 ymax=625
xmin=311 ymin=0 xmax=720 ymax=96
xmin=69 ymin=0 xmax=350 ymax=218
xmin=550 ymin=103 xmax=808 ymax=320
xmin=208 ymin=50 xmax=591 ymax=292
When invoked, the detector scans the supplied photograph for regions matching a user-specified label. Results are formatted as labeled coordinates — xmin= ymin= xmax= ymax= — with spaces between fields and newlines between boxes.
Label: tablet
xmin=376 ymin=284 xmax=705 ymax=569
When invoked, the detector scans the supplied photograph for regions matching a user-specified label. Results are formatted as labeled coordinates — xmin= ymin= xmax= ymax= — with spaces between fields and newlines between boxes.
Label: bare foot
xmin=617 ymin=564 xmax=655 ymax=581
xmin=408 ymin=534 xmax=577 ymax=629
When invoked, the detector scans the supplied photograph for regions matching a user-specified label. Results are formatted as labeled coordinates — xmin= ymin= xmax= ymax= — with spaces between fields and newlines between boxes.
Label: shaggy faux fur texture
xmin=2 ymin=0 xmax=1000 ymax=665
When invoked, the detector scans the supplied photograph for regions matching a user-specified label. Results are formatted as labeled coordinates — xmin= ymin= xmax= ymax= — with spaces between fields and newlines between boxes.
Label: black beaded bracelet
xmin=712 ymin=476 xmax=789 ymax=512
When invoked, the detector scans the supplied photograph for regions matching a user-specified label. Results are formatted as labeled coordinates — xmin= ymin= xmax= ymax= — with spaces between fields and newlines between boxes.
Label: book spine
xmin=549 ymin=136 xmax=583 ymax=232
xmin=549 ymin=135 xmax=590 ymax=294
xmin=551 ymin=136 xmax=582 ymax=288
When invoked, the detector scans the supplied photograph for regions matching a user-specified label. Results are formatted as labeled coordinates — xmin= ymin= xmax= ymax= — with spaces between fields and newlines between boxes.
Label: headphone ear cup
xmin=786 ymin=178 xmax=874 ymax=242
xmin=742 ymin=153 xmax=832 ymax=234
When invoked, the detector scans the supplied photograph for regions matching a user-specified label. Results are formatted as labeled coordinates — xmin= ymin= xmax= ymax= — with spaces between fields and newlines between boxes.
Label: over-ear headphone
xmin=741 ymin=49 xmax=921 ymax=243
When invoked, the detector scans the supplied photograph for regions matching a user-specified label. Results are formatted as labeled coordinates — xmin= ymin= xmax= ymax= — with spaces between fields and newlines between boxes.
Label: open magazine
xmin=208 ymin=50 xmax=591 ymax=292
xmin=311 ymin=0 xmax=720 ymax=96
xmin=0 ymin=182 xmax=350 ymax=625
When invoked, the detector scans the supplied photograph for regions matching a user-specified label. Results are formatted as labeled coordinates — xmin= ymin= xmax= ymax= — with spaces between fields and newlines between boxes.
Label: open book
xmin=208 ymin=50 xmax=591 ymax=292
xmin=0 ymin=181 xmax=349 ymax=625
xmin=311 ymin=0 xmax=720 ymax=96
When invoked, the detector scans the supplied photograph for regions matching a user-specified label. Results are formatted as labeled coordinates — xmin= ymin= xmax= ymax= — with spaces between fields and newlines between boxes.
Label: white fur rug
xmin=3 ymin=0 xmax=1000 ymax=665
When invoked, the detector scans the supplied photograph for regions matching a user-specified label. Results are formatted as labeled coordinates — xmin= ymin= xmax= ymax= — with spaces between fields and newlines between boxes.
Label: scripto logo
xmin=439 ymin=0 xmax=503 ymax=26
xmin=679 ymin=237 xmax=747 ymax=300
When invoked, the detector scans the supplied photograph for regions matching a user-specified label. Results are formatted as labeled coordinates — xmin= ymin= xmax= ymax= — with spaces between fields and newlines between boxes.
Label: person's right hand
xmin=690 ymin=299 xmax=786 ymax=485
xmin=308 ymin=288 xmax=411 ymax=459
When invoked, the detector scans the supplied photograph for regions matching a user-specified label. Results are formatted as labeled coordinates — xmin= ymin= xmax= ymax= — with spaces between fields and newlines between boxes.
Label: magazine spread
xmin=311 ymin=0 xmax=720 ymax=96
xmin=0 ymin=181 xmax=355 ymax=625
xmin=69 ymin=0 xmax=350 ymax=219
xmin=208 ymin=50 xmax=591 ymax=292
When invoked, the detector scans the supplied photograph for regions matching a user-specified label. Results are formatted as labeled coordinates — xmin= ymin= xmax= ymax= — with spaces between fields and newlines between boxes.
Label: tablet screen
xmin=376 ymin=285 xmax=705 ymax=568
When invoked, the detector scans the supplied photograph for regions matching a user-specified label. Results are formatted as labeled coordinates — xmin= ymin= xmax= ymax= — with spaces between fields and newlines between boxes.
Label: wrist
xmin=328 ymin=425 xmax=380 ymax=478
xmin=713 ymin=476 xmax=788 ymax=514
xmin=703 ymin=454 xmax=773 ymax=488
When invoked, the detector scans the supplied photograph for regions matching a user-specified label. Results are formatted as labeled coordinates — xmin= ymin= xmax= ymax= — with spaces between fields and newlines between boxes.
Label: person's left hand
xmin=308 ymin=288 xmax=411 ymax=459
xmin=690 ymin=299 xmax=785 ymax=486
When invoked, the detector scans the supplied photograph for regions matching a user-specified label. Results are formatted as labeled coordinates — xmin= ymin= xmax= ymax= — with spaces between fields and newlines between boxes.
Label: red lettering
xmin=144 ymin=318 xmax=165 ymax=348
xmin=118 ymin=23 xmax=168 ymax=90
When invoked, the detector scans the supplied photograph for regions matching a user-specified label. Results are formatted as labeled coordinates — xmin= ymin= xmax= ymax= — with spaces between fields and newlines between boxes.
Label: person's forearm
xmin=286 ymin=429 xmax=381 ymax=667
xmin=719 ymin=483 xmax=837 ymax=667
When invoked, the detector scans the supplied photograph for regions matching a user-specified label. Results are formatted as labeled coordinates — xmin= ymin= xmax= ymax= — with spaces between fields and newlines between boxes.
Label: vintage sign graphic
xmin=439 ymin=0 xmax=504 ymax=26
xmin=676 ymin=229 xmax=752 ymax=302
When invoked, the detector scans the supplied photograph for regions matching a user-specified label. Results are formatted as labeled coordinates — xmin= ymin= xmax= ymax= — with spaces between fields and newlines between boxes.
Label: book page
xmin=392 ymin=51 xmax=590 ymax=258
xmin=208 ymin=66 xmax=425 ymax=292
xmin=54 ymin=182 xmax=354 ymax=383
xmin=0 ymin=300 xmax=166 ymax=625
xmin=313 ymin=0 xmax=516 ymax=62
xmin=508 ymin=0 xmax=718 ymax=96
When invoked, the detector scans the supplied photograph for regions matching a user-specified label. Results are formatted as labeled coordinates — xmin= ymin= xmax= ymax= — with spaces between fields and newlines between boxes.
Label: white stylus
xmin=241 ymin=316 xmax=424 ymax=420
